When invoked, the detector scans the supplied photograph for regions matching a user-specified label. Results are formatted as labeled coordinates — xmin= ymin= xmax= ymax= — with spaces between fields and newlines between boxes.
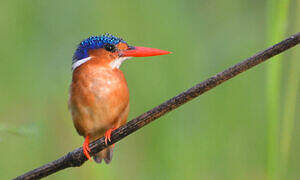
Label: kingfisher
xmin=69 ymin=33 xmax=171 ymax=164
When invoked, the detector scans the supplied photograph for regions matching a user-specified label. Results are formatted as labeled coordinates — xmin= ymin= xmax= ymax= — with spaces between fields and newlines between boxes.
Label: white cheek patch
xmin=72 ymin=57 xmax=92 ymax=71
xmin=109 ymin=57 xmax=131 ymax=69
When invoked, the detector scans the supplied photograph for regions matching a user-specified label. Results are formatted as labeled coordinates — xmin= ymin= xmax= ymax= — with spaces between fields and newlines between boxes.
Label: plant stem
xmin=14 ymin=33 xmax=300 ymax=180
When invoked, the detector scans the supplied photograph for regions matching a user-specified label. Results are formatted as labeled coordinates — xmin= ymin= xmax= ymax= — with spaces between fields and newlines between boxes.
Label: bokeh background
xmin=0 ymin=0 xmax=299 ymax=179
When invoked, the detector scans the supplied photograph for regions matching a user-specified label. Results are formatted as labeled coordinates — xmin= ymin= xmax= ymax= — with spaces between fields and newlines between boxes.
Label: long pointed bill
xmin=120 ymin=46 xmax=171 ymax=57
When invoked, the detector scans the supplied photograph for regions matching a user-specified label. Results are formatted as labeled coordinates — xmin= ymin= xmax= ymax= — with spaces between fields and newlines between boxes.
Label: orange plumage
xmin=69 ymin=34 xmax=170 ymax=164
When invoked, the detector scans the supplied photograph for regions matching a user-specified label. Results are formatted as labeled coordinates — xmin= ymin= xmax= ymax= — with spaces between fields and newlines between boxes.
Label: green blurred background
xmin=0 ymin=0 xmax=299 ymax=179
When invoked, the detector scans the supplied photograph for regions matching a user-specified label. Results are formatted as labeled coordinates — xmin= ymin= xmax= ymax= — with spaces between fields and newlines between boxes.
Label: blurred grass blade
xmin=265 ymin=0 xmax=290 ymax=179
xmin=0 ymin=123 xmax=38 ymax=138
xmin=280 ymin=48 xmax=300 ymax=178
xmin=280 ymin=1 xmax=300 ymax=178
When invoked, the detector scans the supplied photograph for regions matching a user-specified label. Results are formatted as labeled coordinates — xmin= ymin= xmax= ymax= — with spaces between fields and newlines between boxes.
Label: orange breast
xmin=69 ymin=58 xmax=129 ymax=138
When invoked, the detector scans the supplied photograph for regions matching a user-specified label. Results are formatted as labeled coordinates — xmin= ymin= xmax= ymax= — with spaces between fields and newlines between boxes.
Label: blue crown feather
xmin=72 ymin=33 xmax=126 ymax=63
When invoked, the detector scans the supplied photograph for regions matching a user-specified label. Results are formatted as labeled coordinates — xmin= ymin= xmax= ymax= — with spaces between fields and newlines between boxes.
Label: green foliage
xmin=0 ymin=0 xmax=299 ymax=179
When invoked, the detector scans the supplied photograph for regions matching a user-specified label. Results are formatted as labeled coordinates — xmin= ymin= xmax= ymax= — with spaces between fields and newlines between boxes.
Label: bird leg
xmin=83 ymin=135 xmax=92 ymax=160
xmin=104 ymin=128 xmax=117 ymax=146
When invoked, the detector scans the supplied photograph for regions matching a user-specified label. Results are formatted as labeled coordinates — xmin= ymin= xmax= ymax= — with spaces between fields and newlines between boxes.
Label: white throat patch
xmin=109 ymin=57 xmax=131 ymax=69
xmin=72 ymin=57 xmax=92 ymax=71
xmin=72 ymin=56 xmax=130 ymax=71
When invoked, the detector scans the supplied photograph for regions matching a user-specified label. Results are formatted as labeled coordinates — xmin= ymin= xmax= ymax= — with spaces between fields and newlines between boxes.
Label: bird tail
xmin=93 ymin=146 xmax=114 ymax=164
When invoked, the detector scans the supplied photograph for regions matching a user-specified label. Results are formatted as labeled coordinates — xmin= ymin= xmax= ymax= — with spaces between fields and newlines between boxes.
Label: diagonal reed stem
xmin=14 ymin=33 xmax=300 ymax=180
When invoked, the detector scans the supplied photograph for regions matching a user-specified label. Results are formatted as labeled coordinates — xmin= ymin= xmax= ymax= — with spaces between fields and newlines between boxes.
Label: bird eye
xmin=104 ymin=43 xmax=116 ymax=52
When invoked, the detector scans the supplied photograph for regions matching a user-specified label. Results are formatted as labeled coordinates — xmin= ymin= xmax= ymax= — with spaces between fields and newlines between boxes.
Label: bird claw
xmin=105 ymin=128 xmax=116 ymax=146
xmin=83 ymin=136 xmax=92 ymax=161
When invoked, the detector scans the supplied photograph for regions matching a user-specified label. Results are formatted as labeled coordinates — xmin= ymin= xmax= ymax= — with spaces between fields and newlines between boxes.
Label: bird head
xmin=72 ymin=33 xmax=171 ymax=71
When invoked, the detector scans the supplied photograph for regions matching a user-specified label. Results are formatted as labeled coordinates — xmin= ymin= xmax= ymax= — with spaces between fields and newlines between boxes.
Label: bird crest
xmin=72 ymin=33 xmax=126 ymax=63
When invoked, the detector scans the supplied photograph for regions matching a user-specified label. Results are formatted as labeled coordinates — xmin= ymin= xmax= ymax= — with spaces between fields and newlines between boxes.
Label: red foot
xmin=105 ymin=128 xmax=116 ymax=145
xmin=83 ymin=136 xmax=92 ymax=160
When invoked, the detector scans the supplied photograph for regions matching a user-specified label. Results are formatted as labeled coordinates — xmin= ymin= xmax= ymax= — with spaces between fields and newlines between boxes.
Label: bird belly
xmin=69 ymin=67 xmax=129 ymax=138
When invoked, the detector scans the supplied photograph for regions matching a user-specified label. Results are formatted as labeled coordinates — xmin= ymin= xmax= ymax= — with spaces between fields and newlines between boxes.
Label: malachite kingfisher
xmin=69 ymin=33 xmax=171 ymax=164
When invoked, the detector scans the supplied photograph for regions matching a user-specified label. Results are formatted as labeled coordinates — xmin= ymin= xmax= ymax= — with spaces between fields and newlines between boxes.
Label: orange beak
xmin=120 ymin=46 xmax=171 ymax=57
